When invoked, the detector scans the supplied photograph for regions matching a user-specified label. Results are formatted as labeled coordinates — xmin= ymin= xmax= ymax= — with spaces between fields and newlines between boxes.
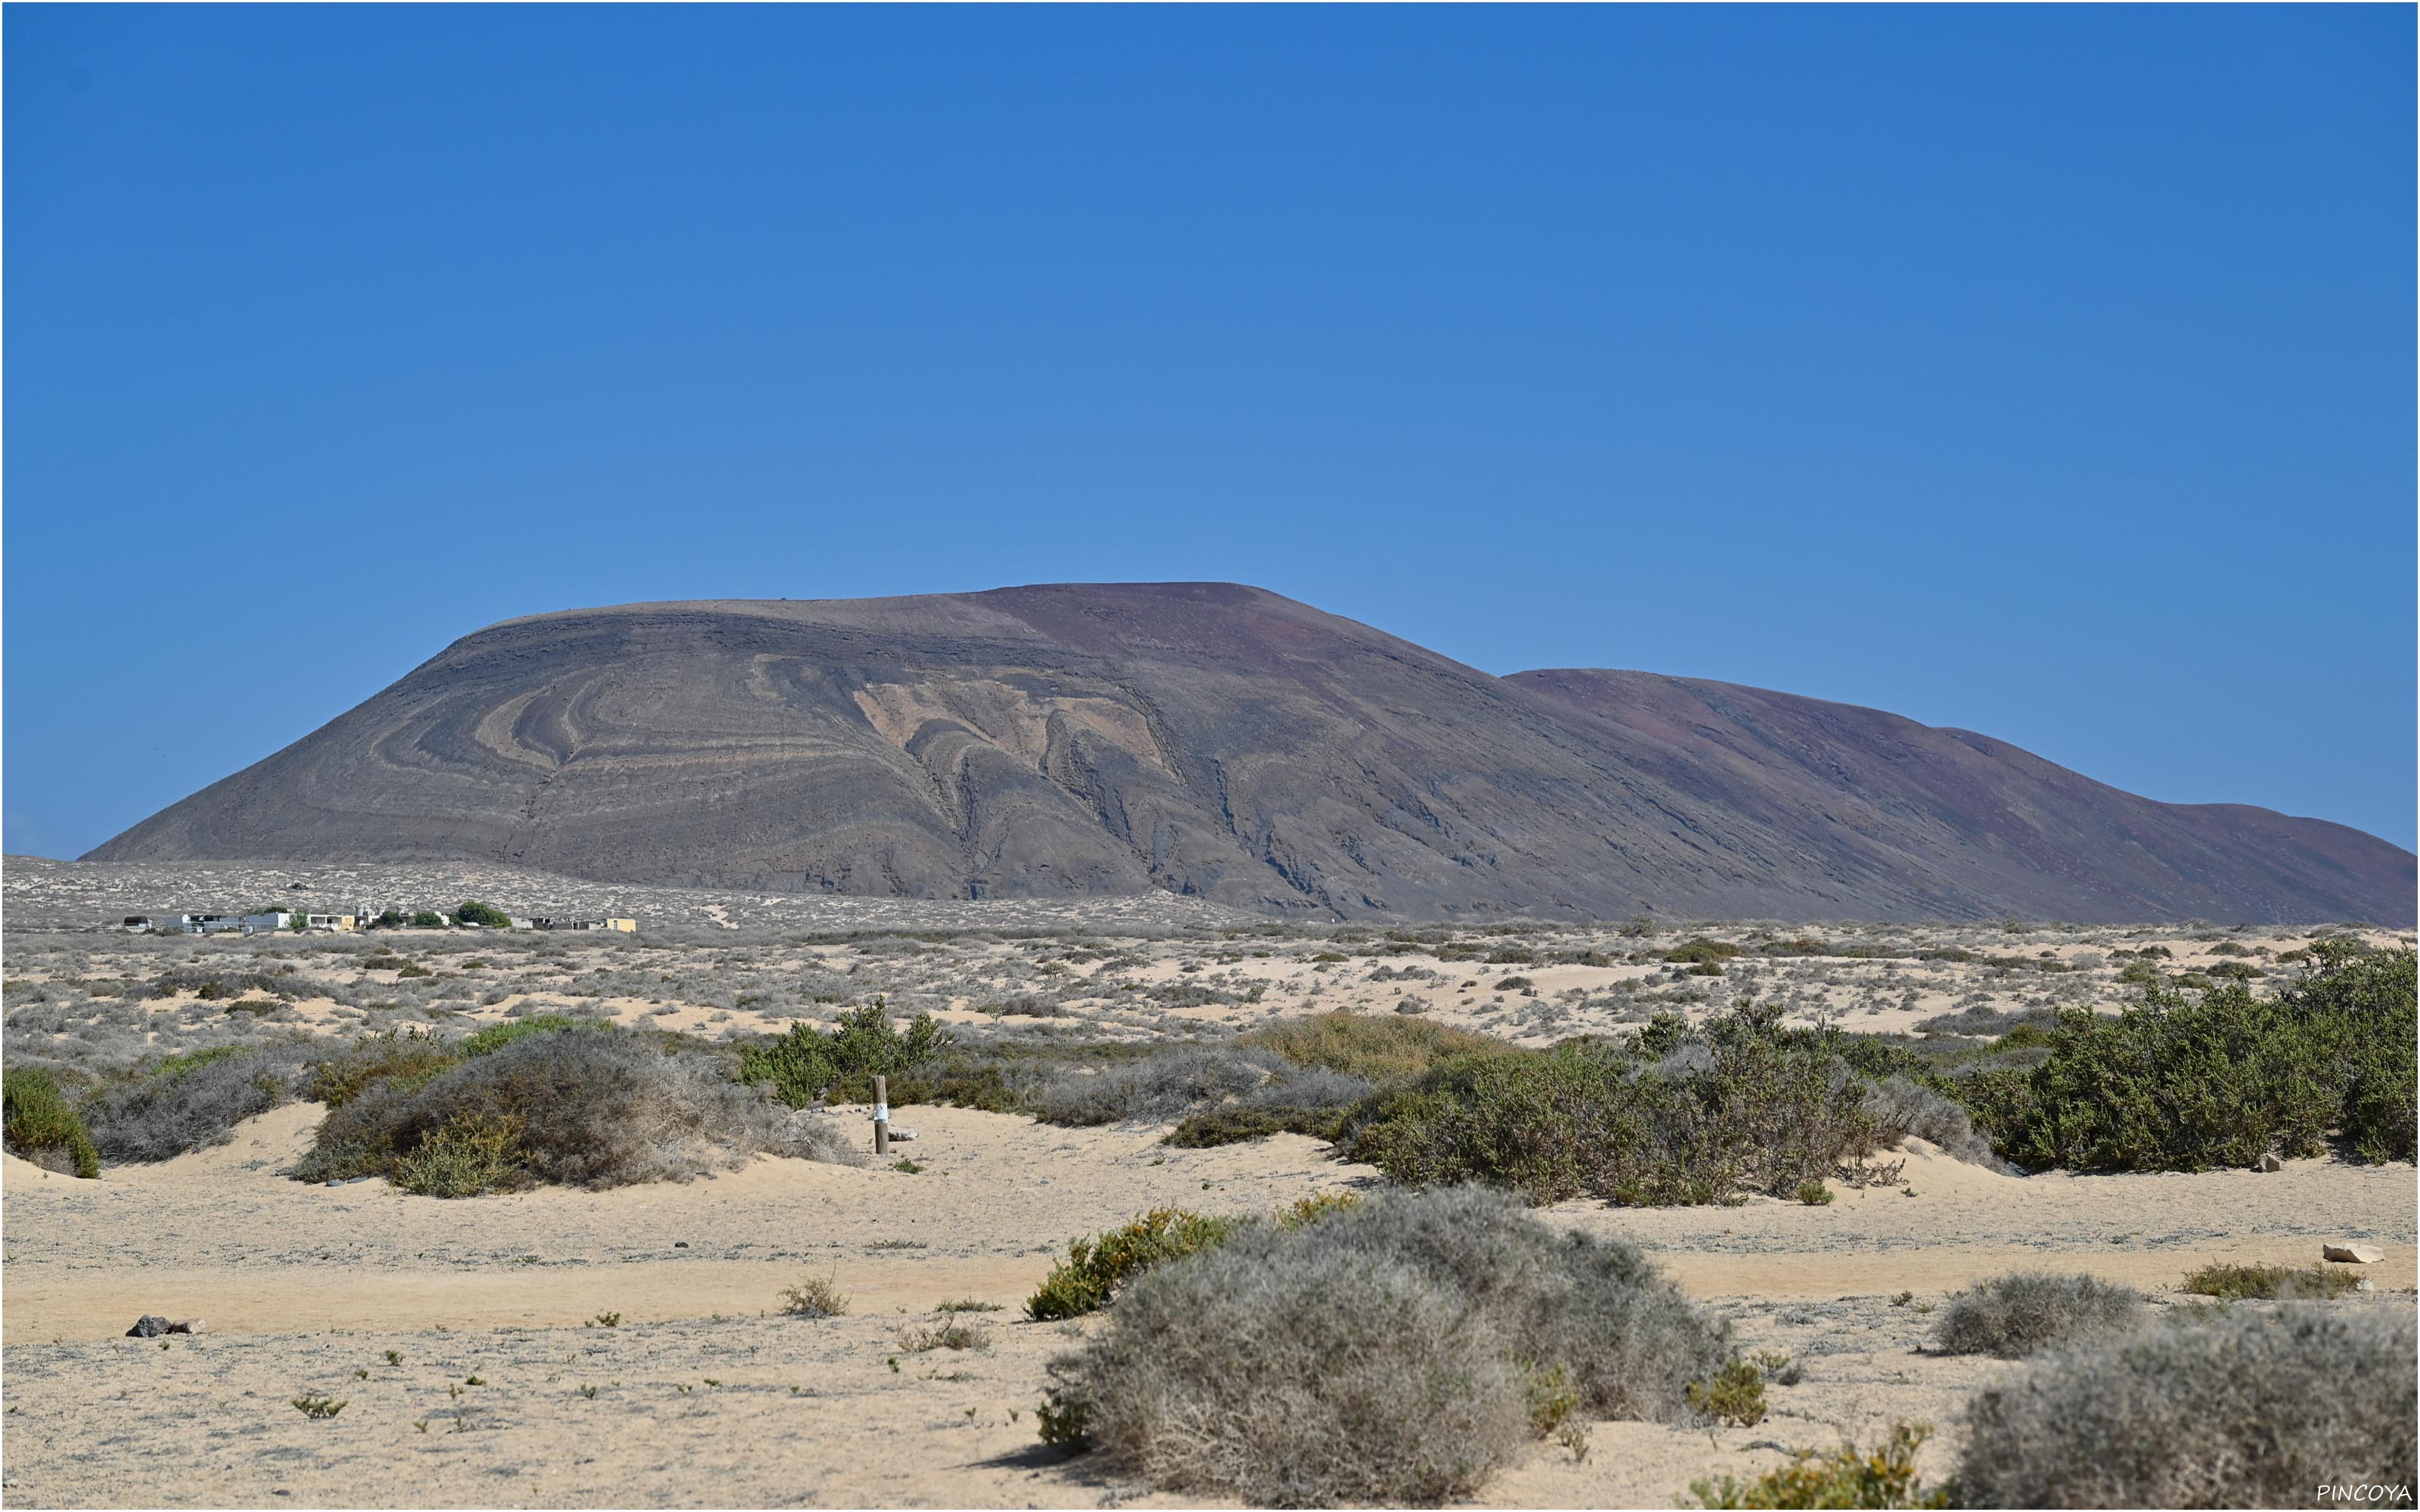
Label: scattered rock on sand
xmin=2322 ymin=1244 xmax=2384 ymax=1264
xmin=124 ymin=1315 xmax=170 ymax=1338
xmin=168 ymin=1318 xmax=206 ymax=1334
xmin=2258 ymin=1153 xmax=2284 ymax=1173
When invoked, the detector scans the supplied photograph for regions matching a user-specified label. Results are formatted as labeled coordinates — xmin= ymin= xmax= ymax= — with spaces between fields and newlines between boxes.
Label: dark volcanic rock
xmin=85 ymin=584 xmax=2414 ymax=923
xmin=1505 ymin=668 xmax=2412 ymax=927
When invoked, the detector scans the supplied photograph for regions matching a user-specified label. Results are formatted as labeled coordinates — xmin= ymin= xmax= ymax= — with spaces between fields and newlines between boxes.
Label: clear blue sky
xmin=7 ymin=5 xmax=2412 ymax=859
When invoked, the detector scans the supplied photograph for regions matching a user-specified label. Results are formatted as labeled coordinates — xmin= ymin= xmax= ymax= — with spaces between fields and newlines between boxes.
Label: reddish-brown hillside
xmin=86 ymin=584 xmax=2414 ymax=922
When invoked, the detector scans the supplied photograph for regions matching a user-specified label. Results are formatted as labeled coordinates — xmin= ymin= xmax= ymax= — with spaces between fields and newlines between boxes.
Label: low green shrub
xmin=1025 ymin=1207 xmax=1244 ymax=1320
xmin=846 ymin=1036 xmax=1146 ymax=1115
xmin=391 ymin=1112 xmax=522 ymax=1197
xmin=1240 ymin=1010 xmax=1519 ymax=1083
xmin=461 ymin=1015 xmax=584 ymax=1057
xmin=1931 ymin=1272 xmax=2145 ymax=1358
xmin=1337 ymin=1043 xmax=1621 ymax=1203
xmin=153 ymin=1044 xmax=256 ymax=1077
xmin=1965 ymin=943 xmax=2415 ymax=1172
xmin=1957 ymin=1304 xmax=2415 ymax=1506
xmin=2179 ymin=1261 xmax=2367 ymax=1301
xmin=2 ymin=1067 xmax=100 ymax=1177
xmin=1688 ymin=1359 xmax=1767 ymax=1427
xmin=1275 ymin=1191 xmax=1364 ymax=1228
xmin=735 ymin=999 xmax=949 ymax=1105
xmin=1690 ymin=1421 xmax=1947 ymax=1508
xmin=454 ymin=900 xmax=513 ymax=928
xmin=1339 ymin=1004 xmax=1891 ymax=1206
xmin=1665 ymin=938 xmax=1742 ymax=965
xmin=305 ymin=1031 xmax=458 ymax=1108
xmin=1164 ymin=1103 xmax=1347 ymax=1147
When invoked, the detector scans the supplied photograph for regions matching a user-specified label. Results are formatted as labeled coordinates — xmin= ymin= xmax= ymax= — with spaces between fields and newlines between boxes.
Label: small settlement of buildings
xmin=119 ymin=913 xmax=337 ymax=936
xmin=122 ymin=911 xmax=635 ymax=935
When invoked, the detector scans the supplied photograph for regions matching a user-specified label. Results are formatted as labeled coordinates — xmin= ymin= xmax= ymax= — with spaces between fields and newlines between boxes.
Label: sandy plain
xmin=2 ymin=863 xmax=2414 ymax=1507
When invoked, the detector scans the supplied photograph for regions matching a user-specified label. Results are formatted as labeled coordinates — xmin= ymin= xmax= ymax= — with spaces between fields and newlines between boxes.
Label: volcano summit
xmin=86 ymin=583 xmax=2414 ymax=923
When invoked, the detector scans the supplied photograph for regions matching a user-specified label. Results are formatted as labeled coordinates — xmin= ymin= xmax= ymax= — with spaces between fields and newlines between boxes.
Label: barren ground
xmin=3 ymin=860 xmax=2412 ymax=1507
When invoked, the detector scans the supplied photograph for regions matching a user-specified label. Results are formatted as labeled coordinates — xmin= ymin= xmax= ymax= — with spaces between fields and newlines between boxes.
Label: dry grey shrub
xmin=1913 ymin=1004 xmax=2055 ymax=1037
xmin=898 ymin=1317 xmax=991 ymax=1352
xmin=1292 ymin=1185 xmax=1730 ymax=1420
xmin=306 ymin=1030 xmax=861 ymax=1189
xmin=1052 ymin=1240 xmax=1527 ymax=1505
xmin=1959 ymin=1302 xmax=2417 ymax=1507
xmin=777 ymin=1273 xmax=849 ymax=1318
xmin=1042 ymin=1186 xmax=1728 ymax=1507
xmin=1236 ymin=1066 xmax=1371 ymax=1112
xmin=86 ymin=1043 xmax=318 ymax=1162
xmin=1931 ymin=1271 xmax=2145 ymax=1359
xmin=1862 ymin=1074 xmax=2012 ymax=1172
xmin=141 ymin=967 xmax=299 ymax=1002
xmin=6 ymin=981 xmax=309 ymax=1080
xmin=1028 ymin=1045 xmax=1286 ymax=1126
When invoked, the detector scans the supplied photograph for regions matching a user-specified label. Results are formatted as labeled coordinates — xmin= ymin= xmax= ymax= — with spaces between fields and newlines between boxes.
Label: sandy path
xmin=17 ymin=1236 xmax=2404 ymax=1352
xmin=3 ymin=1259 xmax=1044 ymax=1345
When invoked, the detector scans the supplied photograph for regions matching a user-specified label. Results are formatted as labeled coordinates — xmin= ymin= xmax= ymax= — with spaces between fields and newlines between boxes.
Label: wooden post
xmin=873 ymin=1075 xmax=889 ymax=1157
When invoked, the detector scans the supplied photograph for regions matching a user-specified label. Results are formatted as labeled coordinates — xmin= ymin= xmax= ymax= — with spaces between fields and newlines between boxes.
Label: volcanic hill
xmin=85 ymin=584 xmax=2415 ymax=923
